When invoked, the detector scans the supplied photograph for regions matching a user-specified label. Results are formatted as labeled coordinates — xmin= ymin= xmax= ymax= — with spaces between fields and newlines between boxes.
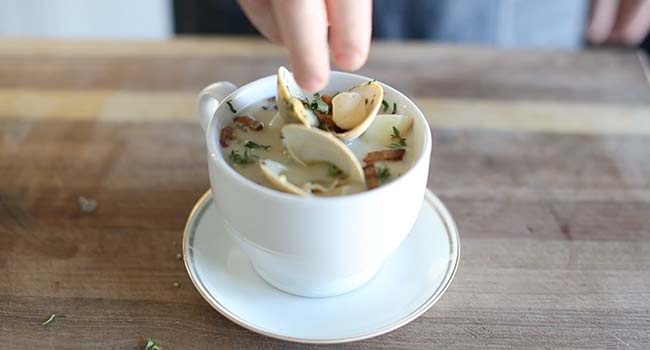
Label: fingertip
xmin=267 ymin=32 xmax=283 ymax=45
xmin=270 ymin=0 xmax=329 ymax=93
xmin=325 ymin=0 xmax=371 ymax=71
xmin=333 ymin=48 xmax=368 ymax=71
xmin=586 ymin=29 xmax=608 ymax=44
xmin=295 ymin=69 xmax=329 ymax=93
xmin=609 ymin=29 xmax=643 ymax=45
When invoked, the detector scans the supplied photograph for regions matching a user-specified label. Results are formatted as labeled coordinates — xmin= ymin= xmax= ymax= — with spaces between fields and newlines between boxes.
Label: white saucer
xmin=183 ymin=190 xmax=460 ymax=344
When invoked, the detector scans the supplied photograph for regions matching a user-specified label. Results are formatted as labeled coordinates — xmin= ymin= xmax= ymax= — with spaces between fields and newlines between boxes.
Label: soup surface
xmin=218 ymin=71 xmax=415 ymax=197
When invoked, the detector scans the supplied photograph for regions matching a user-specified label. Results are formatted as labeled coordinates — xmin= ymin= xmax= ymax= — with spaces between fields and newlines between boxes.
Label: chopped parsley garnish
xmin=145 ymin=338 xmax=162 ymax=350
xmin=366 ymin=79 xmax=377 ymax=85
xmin=388 ymin=126 xmax=407 ymax=149
xmin=244 ymin=141 xmax=271 ymax=150
xmin=225 ymin=100 xmax=237 ymax=113
xmin=381 ymin=100 xmax=389 ymax=112
xmin=327 ymin=165 xmax=343 ymax=178
xmin=309 ymin=93 xmax=329 ymax=114
xmin=391 ymin=102 xmax=397 ymax=114
xmin=42 ymin=314 xmax=60 ymax=327
xmin=229 ymin=149 xmax=258 ymax=165
xmin=377 ymin=166 xmax=391 ymax=183
xmin=364 ymin=98 xmax=368 ymax=105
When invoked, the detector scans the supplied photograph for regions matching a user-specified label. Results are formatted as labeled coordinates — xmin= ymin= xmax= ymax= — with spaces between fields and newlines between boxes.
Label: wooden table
xmin=1 ymin=38 xmax=650 ymax=349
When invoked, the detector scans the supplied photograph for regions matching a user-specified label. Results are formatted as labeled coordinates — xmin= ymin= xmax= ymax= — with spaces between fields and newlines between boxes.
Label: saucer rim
xmin=183 ymin=189 xmax=460 ymax=344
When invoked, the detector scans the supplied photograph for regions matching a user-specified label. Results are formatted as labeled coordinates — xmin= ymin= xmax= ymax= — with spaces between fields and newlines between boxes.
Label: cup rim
xmin=205 ymin=70 xmax=432 ymax=203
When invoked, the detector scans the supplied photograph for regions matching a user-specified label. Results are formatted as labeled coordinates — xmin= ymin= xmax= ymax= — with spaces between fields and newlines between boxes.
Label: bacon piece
xmin=316 ymin=112 xmax=346 ymax=133
xmin=320 ymin=94 xmax=333 ymax=107
xmin=219 ymin=126 xmax=235 ymax=147
xmin=315 ymin=111 xmax=340 ymax=131
xmin=363 ymin=164 xmax=381 ymax=190
xmin=233 ymin=115 xmax=264 ymax=131
xmin=363 ymin=149 xmax=406 ymax=163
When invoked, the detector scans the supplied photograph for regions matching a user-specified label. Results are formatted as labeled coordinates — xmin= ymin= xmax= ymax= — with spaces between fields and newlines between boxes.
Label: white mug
xmin=198 ymin=71 xmax=432 ymax=297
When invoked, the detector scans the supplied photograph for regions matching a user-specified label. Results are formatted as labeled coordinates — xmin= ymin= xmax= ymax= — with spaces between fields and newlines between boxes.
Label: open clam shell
xmin=259 ymin=159 xmax=309 ymax=196
xmin=276 ymin=66 xmax=319 ymax=127
xmin=361 ymin=114 xmax=414 ymax=146
xmin=332 ymin=81 xmax=384 ymax=142
xmin=259 ymin=159 xmax=347 ymax=197
xmin=300 ymin=181 xmax=339 ymax=194
xmin=281 ymin=124 xmax=365 ymax=185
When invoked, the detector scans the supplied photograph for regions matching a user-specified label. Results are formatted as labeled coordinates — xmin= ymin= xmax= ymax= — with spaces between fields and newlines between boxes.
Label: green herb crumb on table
xmin=42 ymin=314 xmax=59 ymax=327
xmin=145 ymin=338 xmax=162 ymax=350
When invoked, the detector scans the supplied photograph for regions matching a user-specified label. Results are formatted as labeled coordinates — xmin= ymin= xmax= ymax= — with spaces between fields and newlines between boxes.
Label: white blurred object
xmin=0 ymin=0 xmax=173 ymax=39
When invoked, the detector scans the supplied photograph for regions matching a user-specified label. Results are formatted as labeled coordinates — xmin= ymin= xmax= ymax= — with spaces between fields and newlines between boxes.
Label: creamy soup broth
xmin=219 ymin=92 xmax=415 ymax=196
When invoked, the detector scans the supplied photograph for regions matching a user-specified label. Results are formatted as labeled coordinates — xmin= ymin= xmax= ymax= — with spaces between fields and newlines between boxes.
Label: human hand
xmin=237 ymin=0 xmax=372 ymax=93
xmin=587 ymin=0 xmax=650 ymax=45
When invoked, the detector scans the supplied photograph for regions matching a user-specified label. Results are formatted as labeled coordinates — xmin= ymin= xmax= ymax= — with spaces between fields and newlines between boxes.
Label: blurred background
xmin=1 ymin=0 xmax=649 ymax=52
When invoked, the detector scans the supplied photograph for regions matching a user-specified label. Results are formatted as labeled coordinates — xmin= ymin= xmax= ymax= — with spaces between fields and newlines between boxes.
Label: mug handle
xmin=197 ymin=82 xmax=238 ymax=132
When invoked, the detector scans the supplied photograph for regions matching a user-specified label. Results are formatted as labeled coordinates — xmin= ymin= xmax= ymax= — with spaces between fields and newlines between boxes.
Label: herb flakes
xmin=377 ymin=166 xmax=392 ymax=183
xmin=391 ymin=102 xmax=397 ymax=114
xmin=229 ymin=149 xmax=258 ymax=165
xmin=309 ymin=93 xmax=329 ymax=114
xmin=244 ymin=140 xmax=271 ymax=150
xmin=388 ymin=126 xmax=407 ymax=149
xmin=327 ymin=165 xmax=343 ymax=178
xmin=381 ymin=100 xmax=389 ymax=112
xmin=225 ymin=100 xmax=237 ymax=113
xmin=78 ymin=196 xmax=97 ymax=213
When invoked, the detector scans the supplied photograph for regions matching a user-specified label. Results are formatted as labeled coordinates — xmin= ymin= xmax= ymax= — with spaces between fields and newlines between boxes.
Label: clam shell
xmin=361 ymin=114 xmax=414 ymax=146
xmin=276 ymin=66 xmax=319 ymax=127
xmin=259 ymin=159 xmax=309 ymax=196
xmin=259 ymin=160 xmax=351 ymax=197
xmin=281 ymin=124 xmax=365 ymax=185
xmin=316 ymin=183 xmax=364 ymax=196
xmin=332 ymin=81 xmax=384 ymax=142
xmin=300 ymin=180 xmax=339 ymax=194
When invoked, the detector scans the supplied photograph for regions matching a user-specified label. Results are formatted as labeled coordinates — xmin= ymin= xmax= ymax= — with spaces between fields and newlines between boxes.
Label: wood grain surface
xmin=1 ymin=38 xmax=649 ymax=350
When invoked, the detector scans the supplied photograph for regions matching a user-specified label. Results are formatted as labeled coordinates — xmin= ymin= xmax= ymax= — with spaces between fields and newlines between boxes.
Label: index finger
xmin=326 ymin=0 xmax=372 ymax=71
xmin=586 ymin=0 xmax=619 ymax=44
xmin=609 ymin=0 xmax=650 ymax=44
xmin=271 ymin=0 xmax=330 ymax=93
